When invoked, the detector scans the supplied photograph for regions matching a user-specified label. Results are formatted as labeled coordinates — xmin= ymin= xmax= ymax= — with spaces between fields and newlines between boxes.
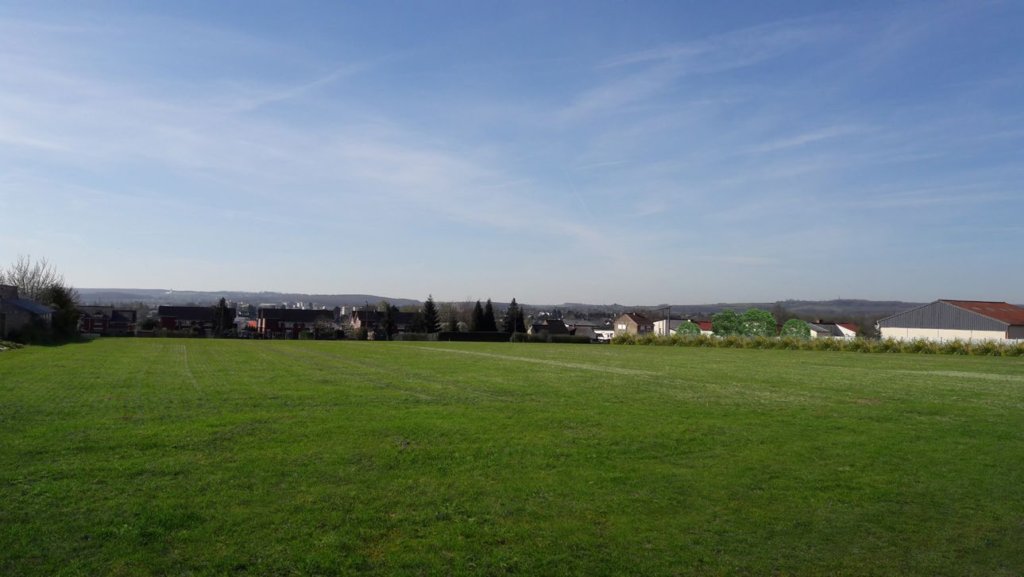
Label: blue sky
xmin=1 ymin=1 xmax=1021 ymax=304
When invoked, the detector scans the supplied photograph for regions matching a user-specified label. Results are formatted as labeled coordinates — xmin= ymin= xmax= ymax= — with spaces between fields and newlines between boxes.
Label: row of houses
xmin=6 ymin=283 xmax=1022 ymax=345
xmin=89 ymin=300 xmax=1024 ymax=343
xmin=615 ymin=312 xmax=857 ymax=340
xmin=155 ymin=306 xmax=338 ymax=339
xmin=613 ymin=300 xmax=1024 ymax=343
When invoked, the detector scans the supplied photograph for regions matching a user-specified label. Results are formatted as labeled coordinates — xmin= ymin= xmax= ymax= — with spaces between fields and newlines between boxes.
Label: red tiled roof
xmin=941 ymin=300 xmax=1024 ymax=325
xmin=696 ymin=321 xmax=713 ymax=331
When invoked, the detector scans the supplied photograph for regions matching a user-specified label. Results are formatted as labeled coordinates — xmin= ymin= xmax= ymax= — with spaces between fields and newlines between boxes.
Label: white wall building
xmin=878 ymin=300 xmax=1024 ymax=342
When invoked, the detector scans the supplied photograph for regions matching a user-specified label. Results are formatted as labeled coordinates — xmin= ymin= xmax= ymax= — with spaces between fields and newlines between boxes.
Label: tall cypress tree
xmin=422 ymin=295 xmax=440 ymax=333
xmin=212 ymin=297 xmax=231 ymax=336
xmin=503 ymin=298 xmax=527 ymax=335
xmin=380 ymin=301 xmax=398 ymax=340
xmin=483 ymin=299 xmax=498 ymax=332
xmin=470 ymin=300 xmax=485 ymax=332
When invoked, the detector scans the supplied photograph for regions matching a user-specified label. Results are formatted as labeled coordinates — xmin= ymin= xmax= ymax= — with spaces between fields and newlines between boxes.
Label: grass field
xmin=2 ymin=339 xmax=1023 ymax=576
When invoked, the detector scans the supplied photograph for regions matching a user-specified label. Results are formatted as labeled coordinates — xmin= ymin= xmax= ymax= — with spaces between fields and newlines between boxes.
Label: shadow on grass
xmin=2 ymin=336 xmax=97 ymax=349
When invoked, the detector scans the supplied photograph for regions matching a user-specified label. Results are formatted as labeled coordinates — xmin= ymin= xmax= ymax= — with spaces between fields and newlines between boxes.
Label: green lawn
xmin=2 ymin=339 xmax=1023 ymax=576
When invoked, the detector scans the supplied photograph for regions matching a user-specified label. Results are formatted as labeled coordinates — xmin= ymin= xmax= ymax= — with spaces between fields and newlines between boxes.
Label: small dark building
xmin=349 ymin=308 xmax=416 ymax=338
xmin=0 ymin=285 xmax=53 ymax=339
xmin=79 ymin=306 xmax=138 ymax=335
xmin=529 ymin=318 xmax=570 ymax=336
xmin=158 ymin=305 xmax=236 ymax=335
xmin=257 ymin=308 xmax=335 ymax=339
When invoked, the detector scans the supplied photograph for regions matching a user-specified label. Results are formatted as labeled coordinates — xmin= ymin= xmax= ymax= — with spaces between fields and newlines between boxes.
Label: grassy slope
xmin=1 ymin=339 xmax=1022 ymax=576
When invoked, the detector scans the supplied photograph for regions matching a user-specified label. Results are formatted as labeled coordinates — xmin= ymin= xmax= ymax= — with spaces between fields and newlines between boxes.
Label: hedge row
xmin=611 ymin=333 xmax=1024 ymax=356
xmin=394 ymin=332 xmax=592 ymax=344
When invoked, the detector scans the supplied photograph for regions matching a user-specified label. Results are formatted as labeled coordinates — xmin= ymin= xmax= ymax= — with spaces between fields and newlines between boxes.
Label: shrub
xmin=974 ymin=340 xmax=1004 ymax=357
xmin=548 ymin=335 xmax=592 ymax=344
xmin=393 ymin=333 xmax=431 ymax=342
xmin=907 ymin=339 xmax=939 ymax=354
xmin=611 ymin=333 xmax=636 ymax=345
xmin=941 ymin=340 xmax=969 ymax=355
xmin=674 ymin=321 xmax=701 ymax=337
xmin=606 ymin=331 xmax=1024 ymax=358
xmin=781 ymin=319 xmax=811 ymax=339
xmin=847 ymin=339 xmax=876 ymax=353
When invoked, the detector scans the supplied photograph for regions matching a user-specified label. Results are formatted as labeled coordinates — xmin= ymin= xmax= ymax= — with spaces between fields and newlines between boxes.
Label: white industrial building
xmin=877 ymin=300 xmax=1024 ymax=342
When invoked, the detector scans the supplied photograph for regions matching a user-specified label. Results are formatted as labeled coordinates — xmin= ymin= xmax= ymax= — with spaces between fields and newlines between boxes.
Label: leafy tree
xmin=712 ymin=309 xmax=741 ymax=336
xmin=854 ymin=316 xmax=880 ymax=339
xmin=482 ymin=299 xmax=498 ymax=332
xmin=437 ymin=301 xmax=460 ymax=332
xmin=380 ymin=302 xmax=399 ymax=340
xmin=314 ymin=319 xmax=337 ymax=340
xmin=40 ymin=284 xmax=81 ymax=341
xmin=503 ymin=298 xmax=527 ymax=335
xmin=742 ymin=308 xmax=776 ymax=337
xmin=410 ymin=310 xmax=427 ymax=333
xmin=422 ymin=295 xmax=440 ymax=333
xmin=781 ymin=318 xmax=811 ymax=339
xmin=470 ymin=300 xmax=485 ymax=331
xmin=378 ymin=301 xmax=397 ymax=340
xmin=771 ymin=303 xmax=800 ymax=324
xmin=674 ymin=320 xmax=700 ymax=337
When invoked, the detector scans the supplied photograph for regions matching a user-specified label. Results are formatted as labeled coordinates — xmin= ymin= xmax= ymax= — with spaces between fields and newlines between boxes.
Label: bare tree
xmin=0 ymin=255 xmax=66 ymax=301
xmin=1 ymin=255 xmax=80 ymax=342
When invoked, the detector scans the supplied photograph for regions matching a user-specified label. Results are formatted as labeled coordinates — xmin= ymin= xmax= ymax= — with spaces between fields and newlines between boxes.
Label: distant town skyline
xmin=2 ymin=1 xmax=1022 ymax=304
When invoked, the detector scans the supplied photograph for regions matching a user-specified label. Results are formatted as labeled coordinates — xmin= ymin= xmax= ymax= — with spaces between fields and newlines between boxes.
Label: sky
xmin=1 ymin=1 xmax=1022 ymax=305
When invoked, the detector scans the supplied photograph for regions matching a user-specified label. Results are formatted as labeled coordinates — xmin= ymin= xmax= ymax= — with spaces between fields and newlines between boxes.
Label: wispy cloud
xmin=602 ymin=16 xmax=841 ymax=70
xmin=560 ymin=17 xmax=841 ymax=121
xmin=226 ymin=63 xmax=369 ymax=112
xmin=747 ymin=125 xmax=871 ymax=154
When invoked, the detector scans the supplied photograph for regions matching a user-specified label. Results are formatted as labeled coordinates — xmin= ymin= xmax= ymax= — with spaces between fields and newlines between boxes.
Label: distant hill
xmin=76 ymin=289 xmax=420 ymax=309
xmin=546 ymin=299 xmax=923 ymax=320
xmin=77 ymin=290 xmax=923 ymax=321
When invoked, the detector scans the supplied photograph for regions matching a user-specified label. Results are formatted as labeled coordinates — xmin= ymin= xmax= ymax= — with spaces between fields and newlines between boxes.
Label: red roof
xmin=696 ymin=321 xmax=713 ymax=331
xmin=941 ymin=300 xmax=1024 ymax=325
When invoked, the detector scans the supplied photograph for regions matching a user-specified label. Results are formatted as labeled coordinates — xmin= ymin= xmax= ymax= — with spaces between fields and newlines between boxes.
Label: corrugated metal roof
xmin=878 ymin=300 xmax=1015 ymax=331
xmin=941 ymin=300 xmax=1024 ymax=326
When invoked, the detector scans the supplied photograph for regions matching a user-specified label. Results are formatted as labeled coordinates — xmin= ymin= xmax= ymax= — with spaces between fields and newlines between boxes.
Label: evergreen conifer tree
xmin=483 ymin=299 xmax=498 ymax=331
xmin=503 ymin=298 xmax=527 ymax=334
xmin=422 ymin=295 xmax=440 ymax=333
xmin=470 ymin=300 xmax=485 ymax=331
